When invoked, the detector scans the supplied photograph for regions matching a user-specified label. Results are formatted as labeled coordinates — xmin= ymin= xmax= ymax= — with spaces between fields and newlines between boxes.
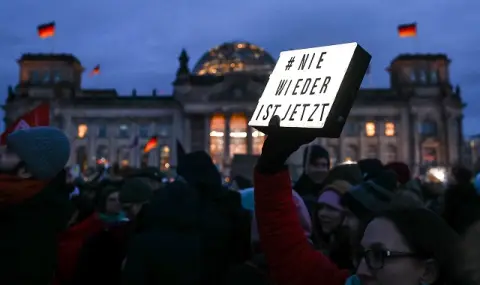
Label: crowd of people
xmin=2 ymin=123 xmax=480 ymax=285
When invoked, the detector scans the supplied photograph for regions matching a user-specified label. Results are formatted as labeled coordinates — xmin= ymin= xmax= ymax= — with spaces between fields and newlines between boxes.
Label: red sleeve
xmin=254 ymin=169 xmax=349 ymax=285
xmin=55 ymin=214 xmax=105 ymax=283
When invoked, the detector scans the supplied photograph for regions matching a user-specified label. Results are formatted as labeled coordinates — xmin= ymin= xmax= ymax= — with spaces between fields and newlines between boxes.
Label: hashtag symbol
xmin=285 ymin=57 xmax=295 ymax=70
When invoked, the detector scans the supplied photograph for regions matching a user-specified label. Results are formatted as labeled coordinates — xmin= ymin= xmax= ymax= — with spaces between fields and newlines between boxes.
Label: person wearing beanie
xmin=357 ymin=158 xmax=384 ymax=181
xmin=313 ymin=180 xmax=355 ymax=270
xmin=127 ymin=166 xmax=166 ymax=191
xmin=294 ymin=145 xmax=330 ymax=197
xmin=385 ymin=161 xmax=411 ymax=185
xmin=251 ymin=116 xmax=467 ymax=285
xmin=322 ymin=163 xmax=363 ymax=186
xmin=0 ymin=126 xmax=72 ymax=285
xmin=119 ymin=177 xmax=153 ymax=220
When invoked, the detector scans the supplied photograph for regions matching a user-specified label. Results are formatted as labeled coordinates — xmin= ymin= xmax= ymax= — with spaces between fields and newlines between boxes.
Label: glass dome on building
xmin=193 ymin=41 xmax=276 ymax=76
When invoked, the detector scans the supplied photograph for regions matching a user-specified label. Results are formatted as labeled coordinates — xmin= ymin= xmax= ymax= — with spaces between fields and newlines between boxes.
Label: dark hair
xmin=303 ymin=145 xmax=330 ymax=169
xmin=374 ymin=207 xmax=462 ymax=285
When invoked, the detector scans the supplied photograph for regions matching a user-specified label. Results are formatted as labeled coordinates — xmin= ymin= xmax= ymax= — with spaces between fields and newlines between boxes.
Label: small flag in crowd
xmin=398 ymin=23 xmax=417 ymax=38
xmin=37 ymin=22 xmax=56 ymax=39
xmin=90 ymin=65 xmax=100 ymax=76
xmin=143 ymin=136 xmax=158 ymax=153
xmin=0 ymin=103 xmax=50 ymax=144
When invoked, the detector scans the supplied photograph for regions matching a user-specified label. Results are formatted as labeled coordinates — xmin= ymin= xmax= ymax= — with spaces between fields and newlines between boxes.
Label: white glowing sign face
xmin=249 ymin=42 xmax=370 ymax=137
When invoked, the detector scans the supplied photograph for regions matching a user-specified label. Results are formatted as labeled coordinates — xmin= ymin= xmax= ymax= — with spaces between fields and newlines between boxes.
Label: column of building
xmin=412 ymin=114 xmax=421 ymax=174
xmin=447 ymin=114 xmax=459 ymax=167
xmin=246 ymin=110 xmax=253 ymax=155
xmin=203 ymin=115 xmax=210 ymax=154
xmin=400 ymin=108 xmax=410 ymax=164
xmin=223 ymin=114 xmax=231 ymax=166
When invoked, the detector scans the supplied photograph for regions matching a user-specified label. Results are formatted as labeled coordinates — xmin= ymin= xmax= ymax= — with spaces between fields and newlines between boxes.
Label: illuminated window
xmin=229 ymin=113 xmax=247 ymax=158
xmin=77 ymin=124 xmax=88 ymax=139
xmin=209 ymin=114 xmax=225 ymax=169
xmin=422 ymin=147 xmax=437 ymax=164
xmin=385 ymin=122 xmax=395 ymax=136
xmin=365 ymin=122 xmax=376 ymax=137
xmin=160 ymin=145 xmax=170 ymax=171
xmin=252 ymin=130 xmax=266 ymax=155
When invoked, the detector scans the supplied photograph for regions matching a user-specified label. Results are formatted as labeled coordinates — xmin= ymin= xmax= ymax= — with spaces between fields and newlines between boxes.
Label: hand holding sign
xmin=249 ymin=42 xmax=371 ymax=138
xmin=257 ymin=115 xmax=318 ymax=173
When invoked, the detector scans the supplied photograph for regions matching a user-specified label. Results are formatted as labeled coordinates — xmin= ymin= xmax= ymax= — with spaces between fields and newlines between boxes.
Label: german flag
xmin=143 ymin=136 xmax=158 ymax=153
xmin=37 ymin=22 xmax=55 ymax=39
xmin=398 ymin=23 xmax=417 ymax=38
xmin=90 ymin=65 xmax=100 ymax=76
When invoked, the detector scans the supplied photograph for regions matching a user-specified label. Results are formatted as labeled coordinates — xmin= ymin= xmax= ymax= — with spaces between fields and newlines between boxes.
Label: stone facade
xmin=3 ymin=42 xmax=465 ymax=176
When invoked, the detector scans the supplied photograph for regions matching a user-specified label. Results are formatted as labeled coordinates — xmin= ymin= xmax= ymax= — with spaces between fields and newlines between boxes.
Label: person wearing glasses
xmin=252 ymin=116 xmax=465 ymax=285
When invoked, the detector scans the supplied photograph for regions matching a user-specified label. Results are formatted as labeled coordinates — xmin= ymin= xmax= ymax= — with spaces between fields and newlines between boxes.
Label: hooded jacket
xmin=122 ymin=181 xmax=204 ymax=285
xmin=172 ymin=151 xmax=251 ymax=283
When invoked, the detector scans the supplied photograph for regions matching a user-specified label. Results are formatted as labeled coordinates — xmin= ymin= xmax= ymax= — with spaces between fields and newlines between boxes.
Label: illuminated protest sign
xmin=248 ymin=42 xmax=371 ymax=138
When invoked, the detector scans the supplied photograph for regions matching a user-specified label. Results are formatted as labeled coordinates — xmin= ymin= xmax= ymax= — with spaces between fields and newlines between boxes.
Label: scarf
xmin=0 ymin=175 xmax=48 ymax=207
xmin=99 ymin=211 xmax=129 ymax=225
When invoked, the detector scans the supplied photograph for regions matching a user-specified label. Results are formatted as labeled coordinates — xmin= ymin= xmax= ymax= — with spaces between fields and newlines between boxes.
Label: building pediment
xmin=207 ymin=75 xmax=265 ymax=102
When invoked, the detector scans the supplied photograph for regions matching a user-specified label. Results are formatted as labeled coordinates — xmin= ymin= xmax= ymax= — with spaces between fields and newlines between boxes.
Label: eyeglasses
xmin=356 ymin=248 xmax=418 ymax=270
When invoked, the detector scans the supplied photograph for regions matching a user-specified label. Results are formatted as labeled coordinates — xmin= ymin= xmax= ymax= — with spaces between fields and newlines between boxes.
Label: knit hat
xmin=317 ymin=180 xmax=352 ymax=210
xmin=385 ymin=162 xmax=411 ymax=185
xmin=323 ymin=164 xmax=363 ymax=186
xmin=357 ymin=158 xmax=384 ymax=181
xmin=342 ymin=180 xmax=394 ymax=222
xmin=119 ymin=177 xmax=153 ymax=204
xmin=7 ymin=126 xmax=70 ymax=180
xmin=370 ymin=169 xmax=398 ymax=192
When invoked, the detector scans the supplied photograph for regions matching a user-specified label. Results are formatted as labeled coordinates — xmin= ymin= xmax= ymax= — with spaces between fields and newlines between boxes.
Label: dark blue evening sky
xmin=0 ymin=0 xmax=478 ymax=135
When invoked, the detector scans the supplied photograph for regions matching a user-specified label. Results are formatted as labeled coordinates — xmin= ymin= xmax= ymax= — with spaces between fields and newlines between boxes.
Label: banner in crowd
xmin=0 ymin=103 xmax=50 ymax=145
xmin=248 ymin=42 xmax=371 ymax=138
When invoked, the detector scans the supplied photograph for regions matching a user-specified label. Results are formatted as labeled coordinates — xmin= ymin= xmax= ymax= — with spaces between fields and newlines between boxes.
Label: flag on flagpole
xmin=398 ymin=23 xmax=417 ymax=38
xmin=143 ymin=136 xmax=158 ymax=153
xmin=90 ymin=65 xmax=100 ymax=76
xmin=0 ymin=103 xmax=50 ymax=144
xmin=37 ymin=22 xmax=56 ymax=39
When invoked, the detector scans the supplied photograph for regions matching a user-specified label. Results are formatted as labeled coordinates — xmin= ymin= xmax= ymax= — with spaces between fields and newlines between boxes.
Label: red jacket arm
xmin=254 ymin=169 xmax=349 ymax=285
